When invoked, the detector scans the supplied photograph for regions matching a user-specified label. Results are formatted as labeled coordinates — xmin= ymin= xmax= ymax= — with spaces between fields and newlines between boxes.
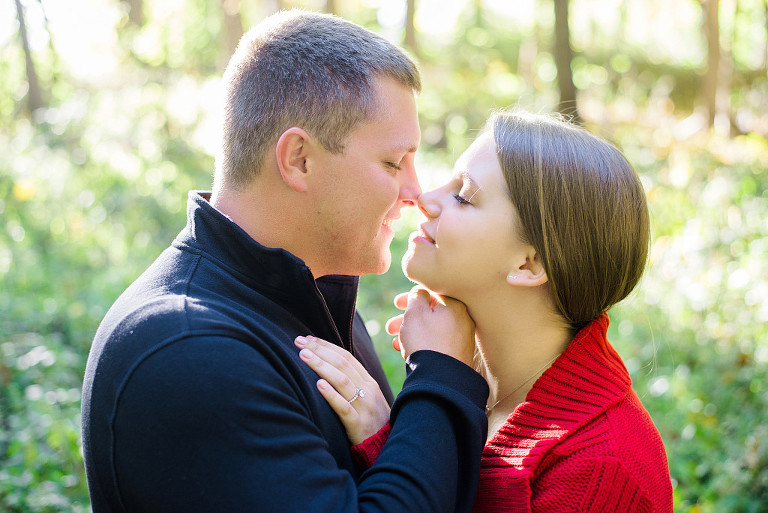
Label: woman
xmin=295 ymin=110 xmax=673 ymax=512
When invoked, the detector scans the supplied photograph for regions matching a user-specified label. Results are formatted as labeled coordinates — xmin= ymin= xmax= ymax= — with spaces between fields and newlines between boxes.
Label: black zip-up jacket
xmin=81 ymin=191 xmax=489 ymax=513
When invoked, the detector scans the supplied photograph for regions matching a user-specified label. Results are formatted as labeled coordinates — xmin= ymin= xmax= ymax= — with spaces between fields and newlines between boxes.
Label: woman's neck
xmin=464 ymin=287 xmax=572 ymax=436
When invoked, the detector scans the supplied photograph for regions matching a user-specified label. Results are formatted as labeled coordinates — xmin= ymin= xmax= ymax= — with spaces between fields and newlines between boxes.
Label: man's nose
xmin=398 ymin=163 xmax=422 ymax=207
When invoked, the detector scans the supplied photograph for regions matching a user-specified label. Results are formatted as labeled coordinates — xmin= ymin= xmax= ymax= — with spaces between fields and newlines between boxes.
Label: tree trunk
xmin=122 ymin=0 xmax=144 ymax=26
xmin=618 ymin=0 xmax=627 ymax=47
xmin=14 ymin=0 xmax=43 ymax=115
xmin=701 ymin=0 xmax=720 ymax=128
xmin=404 ymin=0 xmax=419 ymax=57
xmin=221 ymin=0 xmax=244 ymax=66
xmin=325 ymin=0 xmax=337 ymax=15
xmin=553 ymin=0 xmax=581 ymax=123
xmin=764 ymin=0 xmax=768 ymax=70
xmin=518 ymin=0 xmax=539 ymax=87
xmin=473 ymin=0 xmax=484 ymax=27
xmin=715 ymin=0 xmax=735 ymax=136
xmin=262 ymin=0 xmax=285 ymax=16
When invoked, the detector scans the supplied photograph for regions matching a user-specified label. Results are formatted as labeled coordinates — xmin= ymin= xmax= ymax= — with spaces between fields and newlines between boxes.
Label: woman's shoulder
xmin=536 ymin=391 xmax=672 ymax=510
xmin=548 ymin=388 xmax=666 ymax=459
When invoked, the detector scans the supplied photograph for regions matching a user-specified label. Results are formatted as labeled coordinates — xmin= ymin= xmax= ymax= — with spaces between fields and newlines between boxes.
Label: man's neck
xmin=211 ymin=183 xmax=331 ymax=276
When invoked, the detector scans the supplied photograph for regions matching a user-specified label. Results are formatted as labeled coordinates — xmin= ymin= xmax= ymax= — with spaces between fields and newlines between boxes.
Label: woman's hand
xmin=386 ymin=287 xmax=476 ymax=366
xmin=295 ymin=335 xmax=390 ymax=445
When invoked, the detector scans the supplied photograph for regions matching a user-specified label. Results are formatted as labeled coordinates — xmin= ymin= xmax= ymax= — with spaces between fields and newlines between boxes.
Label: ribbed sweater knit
xmin=353 ymin=314 xmax=673 ymax=512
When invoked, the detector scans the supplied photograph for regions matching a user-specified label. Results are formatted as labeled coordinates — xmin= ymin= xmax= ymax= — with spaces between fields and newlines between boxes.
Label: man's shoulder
xmin=94 ymin=246 xmax=202 ymax=345
xmin=90 ymin=243 xmax=303 ymax=369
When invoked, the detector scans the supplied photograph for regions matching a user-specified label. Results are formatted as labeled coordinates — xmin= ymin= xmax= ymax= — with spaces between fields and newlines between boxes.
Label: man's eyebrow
xmin=396 ymin=144 xmax=419 ymax=153
xmin=385 ymin=139 xmax=419 ymax=154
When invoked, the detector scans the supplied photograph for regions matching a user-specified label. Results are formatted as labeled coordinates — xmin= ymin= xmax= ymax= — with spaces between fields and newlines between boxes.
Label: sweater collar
xmin=175 ymin=191 xmax=359 ymax=350
xmin=486 ymin=314 xmax=631 ymax=454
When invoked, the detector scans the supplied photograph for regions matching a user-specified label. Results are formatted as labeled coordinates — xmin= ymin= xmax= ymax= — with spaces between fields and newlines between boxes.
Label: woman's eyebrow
xmin=458 ymin=170 xmax=480 ymax=189
xmin=456 ymin=170 xmax=482 ymax=201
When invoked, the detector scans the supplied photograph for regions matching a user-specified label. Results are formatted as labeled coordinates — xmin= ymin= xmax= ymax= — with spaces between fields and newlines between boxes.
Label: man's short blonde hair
xmin=217 ymin=10 xmax=421 ymax=191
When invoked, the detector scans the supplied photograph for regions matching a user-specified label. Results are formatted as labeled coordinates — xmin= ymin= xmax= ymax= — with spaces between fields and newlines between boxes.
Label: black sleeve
xmin=363 ymin=350 xmax=490 ymax=513
xmin=113 ymin=337 xmax=488 ymax=513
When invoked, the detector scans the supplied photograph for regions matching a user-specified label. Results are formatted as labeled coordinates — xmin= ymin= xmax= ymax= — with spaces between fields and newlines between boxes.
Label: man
xmin=81 ymin=10 xmax=488 ymax=513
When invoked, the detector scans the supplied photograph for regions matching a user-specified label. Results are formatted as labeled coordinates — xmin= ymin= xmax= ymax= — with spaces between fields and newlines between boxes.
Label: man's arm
xmin=112 ymin=335 xmax=487 ymax=513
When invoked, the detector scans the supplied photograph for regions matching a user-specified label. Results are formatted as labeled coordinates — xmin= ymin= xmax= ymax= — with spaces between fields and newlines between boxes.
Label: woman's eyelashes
xmin=450 ymin=174 xmax=480 ymax=206
xmin=452 ymin=183 xmax=479 ymax=206
xmin=453 ymin=193 xmax=472 ymax=205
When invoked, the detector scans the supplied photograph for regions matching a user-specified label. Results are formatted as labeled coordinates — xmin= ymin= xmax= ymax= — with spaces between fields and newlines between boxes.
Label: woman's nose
xmin=417 ymin=189 xmax=441 ymax=219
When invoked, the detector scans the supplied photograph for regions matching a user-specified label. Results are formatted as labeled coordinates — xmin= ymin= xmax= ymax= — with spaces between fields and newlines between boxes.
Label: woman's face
xmin=402 ymin=131 xmax=531 ymax=298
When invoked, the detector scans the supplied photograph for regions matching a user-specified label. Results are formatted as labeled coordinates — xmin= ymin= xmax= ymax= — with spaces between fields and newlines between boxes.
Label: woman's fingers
xmin=315 ymin=378 xmax=357 ymax=420
xmin=294 ymin=335 xmax=391 ymax=445
xmin=296 ymin=336 xmax=365 ymax=378
xmin=298 ymin=346 xmax=359 ymax=402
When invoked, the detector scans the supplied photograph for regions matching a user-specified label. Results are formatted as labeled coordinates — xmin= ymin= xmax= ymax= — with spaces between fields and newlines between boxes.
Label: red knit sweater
xmin=352 ymin=315 xmax=673 ymax=512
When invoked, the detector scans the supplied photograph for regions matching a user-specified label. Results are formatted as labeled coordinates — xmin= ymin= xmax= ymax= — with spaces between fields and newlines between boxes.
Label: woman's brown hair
xmin=491 ymin=110 xmax=650 ymax=333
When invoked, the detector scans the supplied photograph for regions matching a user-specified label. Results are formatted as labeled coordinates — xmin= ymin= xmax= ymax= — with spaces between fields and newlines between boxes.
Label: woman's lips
xmin=411 ymin=226 xmax=436 ymax=245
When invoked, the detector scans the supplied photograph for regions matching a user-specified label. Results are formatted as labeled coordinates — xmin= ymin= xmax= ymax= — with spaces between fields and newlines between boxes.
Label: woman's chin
xmin=401 ymin=266 xmax=420 ymax=286
xmin=401 ymin=253 xmax=422 ymax=282
xmin=401 ymin=261 xmax=438 ymax=293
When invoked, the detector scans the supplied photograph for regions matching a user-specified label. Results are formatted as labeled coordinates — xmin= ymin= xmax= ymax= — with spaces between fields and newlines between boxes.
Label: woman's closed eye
xmin=453 ymin=193 xmax=472 ymax=205
xmin=453 ymin=184 xmax=480 ymax=205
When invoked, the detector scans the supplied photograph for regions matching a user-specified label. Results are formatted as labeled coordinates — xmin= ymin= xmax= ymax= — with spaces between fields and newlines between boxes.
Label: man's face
xmin=309 ymin=76 xmax=421 ymax=276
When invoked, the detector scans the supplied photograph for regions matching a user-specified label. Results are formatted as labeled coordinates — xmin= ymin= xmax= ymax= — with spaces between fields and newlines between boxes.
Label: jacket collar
xmin=175 ymin=191 xmax=359 ymax=351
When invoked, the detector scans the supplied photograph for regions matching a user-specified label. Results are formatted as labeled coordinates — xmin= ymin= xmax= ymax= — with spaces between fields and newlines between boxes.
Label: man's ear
xmin=506 ymin=248 xmax=548 ymax=287
xmin=275 ymin=127 xmax=312 ymax=192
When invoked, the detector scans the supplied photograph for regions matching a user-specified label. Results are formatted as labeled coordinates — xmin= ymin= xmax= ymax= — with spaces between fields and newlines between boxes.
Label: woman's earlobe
xmin=507 ymin=255 xmax=549 ymax=287
xmin=506 ymin=270 xmax=548 ymax=287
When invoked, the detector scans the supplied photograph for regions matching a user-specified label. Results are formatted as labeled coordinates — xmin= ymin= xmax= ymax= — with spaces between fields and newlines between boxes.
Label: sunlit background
xmin=2 ymin=0 xmax=767 ymax=511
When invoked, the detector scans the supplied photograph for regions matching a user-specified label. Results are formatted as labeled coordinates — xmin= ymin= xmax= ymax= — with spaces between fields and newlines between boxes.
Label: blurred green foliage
xmin=2 ymin=0 xmax=768 ymax=511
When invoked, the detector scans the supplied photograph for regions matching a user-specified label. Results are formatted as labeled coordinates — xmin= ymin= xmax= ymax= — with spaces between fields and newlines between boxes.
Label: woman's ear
xmin=275 ymin=127 xmax=312 ymax=192
xmin=506 ymin=250 xmax=548 ymax=287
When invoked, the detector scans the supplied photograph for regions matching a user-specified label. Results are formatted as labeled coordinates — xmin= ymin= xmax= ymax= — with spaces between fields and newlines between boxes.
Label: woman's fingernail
xmin=300 ymin=348 xmax=313 ymax=359
xmin=317 ymin=379 xmax=328 ymax=390
xmin=295 ymin=336 xmax=307 ymax=346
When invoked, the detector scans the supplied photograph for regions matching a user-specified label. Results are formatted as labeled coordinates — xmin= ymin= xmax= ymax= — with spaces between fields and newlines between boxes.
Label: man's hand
xmin=385 ymin=287 xmax=476 ymax=366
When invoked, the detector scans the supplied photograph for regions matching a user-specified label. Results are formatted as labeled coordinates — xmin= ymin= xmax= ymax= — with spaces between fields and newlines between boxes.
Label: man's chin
xmin=349 ymin=253 xmax=391 ymax=276
xmin=371 ymin=255 xmax=392 ymax=275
